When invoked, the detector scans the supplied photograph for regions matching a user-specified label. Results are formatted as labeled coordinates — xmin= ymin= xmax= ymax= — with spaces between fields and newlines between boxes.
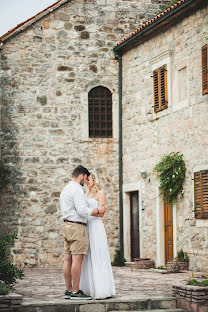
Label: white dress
xmin=80 ymin=197 xmax=116 ymax=299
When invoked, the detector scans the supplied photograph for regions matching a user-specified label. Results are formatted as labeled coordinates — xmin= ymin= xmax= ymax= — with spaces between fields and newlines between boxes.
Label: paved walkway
xmin=15 ymin=267 xmax=191 ymax=303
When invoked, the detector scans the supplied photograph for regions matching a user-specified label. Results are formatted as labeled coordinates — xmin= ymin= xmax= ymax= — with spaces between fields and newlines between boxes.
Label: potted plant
xmin=167 ymin=249 xmax=189 ymax=273
xmin=175 ymin=249 xmax=189 ymax=271
xmin=173 ymin=275 xmax=208 ymax=311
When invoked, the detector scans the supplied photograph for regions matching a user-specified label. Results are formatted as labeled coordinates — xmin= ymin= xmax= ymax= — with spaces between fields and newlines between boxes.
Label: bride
xmin=79 ymin=173 xmax=116 ymax=299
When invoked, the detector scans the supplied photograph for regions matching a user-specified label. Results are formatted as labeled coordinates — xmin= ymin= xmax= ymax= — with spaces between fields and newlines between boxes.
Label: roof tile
xmin=0 ymin=0 xmax=63 ymax=41
xmin=116 ymin=0 xmax=188 ymax=47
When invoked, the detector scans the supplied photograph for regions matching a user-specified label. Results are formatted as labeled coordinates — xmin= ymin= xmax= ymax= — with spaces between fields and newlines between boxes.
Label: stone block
xmin=79 ymin=304 xmax=105 ymax=312
xmin=33 ymin=36 xmax=42 ymax=42
xmin=37 ymin=96 xmax=47 ymax=105
xmin=57 ymin=12 xmax=70 ymax=21
xmin=80 ymin=31 xmax=90 ymax=39
xmin=74 ymin=25 xmax=85 ymax=31
xmin=64 ymin=22 xmax=72 ymax=30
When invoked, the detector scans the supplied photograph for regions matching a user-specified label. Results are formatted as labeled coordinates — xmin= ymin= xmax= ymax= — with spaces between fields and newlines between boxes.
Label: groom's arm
xmin=74 ymin=188 xmax=93 ymax=217
xmin=74 ymin=188 xmax=105 ymax=217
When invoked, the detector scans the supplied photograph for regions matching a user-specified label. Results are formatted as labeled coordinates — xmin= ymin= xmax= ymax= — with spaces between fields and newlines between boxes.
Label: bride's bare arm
xmin=95 ymin=190 xmax=106 ymax=218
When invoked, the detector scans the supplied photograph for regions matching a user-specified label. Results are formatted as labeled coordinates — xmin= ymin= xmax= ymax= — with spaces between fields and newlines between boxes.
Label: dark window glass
xmin=88 ymin=86 xmax=112 ymax=138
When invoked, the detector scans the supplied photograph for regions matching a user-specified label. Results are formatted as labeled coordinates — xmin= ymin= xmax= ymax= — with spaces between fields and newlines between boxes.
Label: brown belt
xmin=64 ymin=220 xmax=86 ymax=226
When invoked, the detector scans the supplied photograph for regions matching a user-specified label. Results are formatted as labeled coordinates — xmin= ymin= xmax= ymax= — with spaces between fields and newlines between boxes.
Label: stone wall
xmin=0 ymin=294 xmax=22 ymax=312
xmin=173 ymin=285 xmax=208 ymax=312
xmin=0 ymin=0 xmax=171 ymax=267
xmin=121 ymin=4 xmax=208 ymax=271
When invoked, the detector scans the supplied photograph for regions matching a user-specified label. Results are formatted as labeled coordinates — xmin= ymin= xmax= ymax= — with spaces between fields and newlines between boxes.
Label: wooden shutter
xmin=194 ymin=170 xmax=208 ymax=219
xmin=153 ymin=70 xmax=159 ymax=112
xmin=153 ymin=65 xmax=168 ymax=113
xmin=202 ymin=44 xmax=208 ymax=95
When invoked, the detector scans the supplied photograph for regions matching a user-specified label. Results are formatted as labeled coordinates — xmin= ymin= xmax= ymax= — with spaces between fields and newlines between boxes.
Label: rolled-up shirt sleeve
xmin=73 ymin=188 xmax=93 ymax=217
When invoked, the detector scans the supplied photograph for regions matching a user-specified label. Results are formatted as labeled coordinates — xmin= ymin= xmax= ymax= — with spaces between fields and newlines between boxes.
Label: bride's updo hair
xmin=87 ymin=172 xmax=101 ymax=197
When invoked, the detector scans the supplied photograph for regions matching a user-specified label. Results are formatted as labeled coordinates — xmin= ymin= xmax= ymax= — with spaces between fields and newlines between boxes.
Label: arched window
xmin=88 ymin=86 xmax=112 ymax=138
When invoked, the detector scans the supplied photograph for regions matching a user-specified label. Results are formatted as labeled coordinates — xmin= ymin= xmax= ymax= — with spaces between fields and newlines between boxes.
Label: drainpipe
xmin=0 ymin=42 xmax=3 ymax=159
xmin=114 ymin=52 xmax=124 ymax=259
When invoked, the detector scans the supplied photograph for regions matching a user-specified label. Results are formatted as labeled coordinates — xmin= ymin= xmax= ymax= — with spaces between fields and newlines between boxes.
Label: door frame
xmin=155 ymin=184 xmax=177 ymax=266
xmin=123 ymin=182 xmax=143 ymax=262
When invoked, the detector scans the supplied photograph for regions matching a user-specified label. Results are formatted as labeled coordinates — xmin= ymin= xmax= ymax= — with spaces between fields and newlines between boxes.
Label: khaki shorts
xmin=62 ymin=222 xmax=89 ymax=255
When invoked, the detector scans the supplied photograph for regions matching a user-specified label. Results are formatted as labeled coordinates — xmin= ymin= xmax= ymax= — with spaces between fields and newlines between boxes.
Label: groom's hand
xmin=98 ymin=204 xmax=106 ymax=214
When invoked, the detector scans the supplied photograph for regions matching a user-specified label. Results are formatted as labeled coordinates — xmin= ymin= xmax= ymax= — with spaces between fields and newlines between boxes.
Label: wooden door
xmin=130 ymin=191 xmax=140 ymax=261
xmin=164 ymin=201 xmax=173 ymax=263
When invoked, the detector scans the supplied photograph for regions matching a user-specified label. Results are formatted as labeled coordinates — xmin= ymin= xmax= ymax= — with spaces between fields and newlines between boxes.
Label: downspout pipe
xmin=114 ymin=52 xmax=124 ymax=259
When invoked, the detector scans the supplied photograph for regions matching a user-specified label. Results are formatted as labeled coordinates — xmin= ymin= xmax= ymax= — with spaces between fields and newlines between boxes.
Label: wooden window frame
xmin=194 ymin=170 xmax=208 ymax=219
xmin=153 ymin=65 xmax=168 ymax=113
xmin=88 ymin=86 xmax=112 ymax=138
xmin=202 ymin=44 xmax=208 ymax=95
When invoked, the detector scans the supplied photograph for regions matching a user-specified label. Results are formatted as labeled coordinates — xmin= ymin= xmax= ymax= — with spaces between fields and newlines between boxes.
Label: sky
xmin=0 ymin=0 xmax=57 ymax=36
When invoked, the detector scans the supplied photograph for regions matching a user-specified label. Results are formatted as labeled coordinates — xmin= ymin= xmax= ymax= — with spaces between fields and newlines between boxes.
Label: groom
xmin=60 ymin=165 xmax=106 ymax=300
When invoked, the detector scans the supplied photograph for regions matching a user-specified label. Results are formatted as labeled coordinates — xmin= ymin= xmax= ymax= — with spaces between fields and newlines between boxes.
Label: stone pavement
xmin=15 ymin=267 xmax=191 ymax=303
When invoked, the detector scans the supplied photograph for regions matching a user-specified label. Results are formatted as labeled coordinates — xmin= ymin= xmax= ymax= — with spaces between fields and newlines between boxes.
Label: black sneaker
xmin=65 ymin=290 xmax=72 ymax=299
xmin=70 ymin=290 xmax=92 ymax=300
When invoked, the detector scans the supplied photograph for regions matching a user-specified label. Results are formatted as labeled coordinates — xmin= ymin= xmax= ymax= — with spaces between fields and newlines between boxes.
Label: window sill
xmin=78 ymin=137 xmax=118 ymax=143
xmin=152 ymin=107 xmax=169 ymax=121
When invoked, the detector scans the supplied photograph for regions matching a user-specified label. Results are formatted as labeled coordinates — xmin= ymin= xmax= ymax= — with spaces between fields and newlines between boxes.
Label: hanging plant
xmin=0 ymin=160 xmax=10 ymax=191
xmin=154 ymin=152 xmax=186 ymax=204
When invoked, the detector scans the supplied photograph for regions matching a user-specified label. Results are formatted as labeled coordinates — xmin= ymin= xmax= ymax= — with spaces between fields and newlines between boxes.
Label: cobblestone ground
xmin=15 ymin=267 xmax=192 ymax=303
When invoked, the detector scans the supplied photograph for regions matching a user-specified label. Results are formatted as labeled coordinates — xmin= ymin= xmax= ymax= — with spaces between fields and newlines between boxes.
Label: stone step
xmin=21 ymin=296 xmax=178 ymax=312
xmin=110 ymin=310 xmax=186 ymax=312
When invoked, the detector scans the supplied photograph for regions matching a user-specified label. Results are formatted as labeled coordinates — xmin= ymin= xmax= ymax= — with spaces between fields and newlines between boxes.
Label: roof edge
xmin=0 ymin=0 xmax=70 ymax=43
xmin=113 ymin=0 xmax=200 ymax=55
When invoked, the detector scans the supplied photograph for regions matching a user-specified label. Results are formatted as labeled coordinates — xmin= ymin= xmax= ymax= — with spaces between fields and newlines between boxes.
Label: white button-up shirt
xmin=60 ymin=181 xmax=93 ymax=223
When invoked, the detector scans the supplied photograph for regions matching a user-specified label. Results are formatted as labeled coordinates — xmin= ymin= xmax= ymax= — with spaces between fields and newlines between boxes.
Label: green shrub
xmin=0 ymin=233 xmax=24 ymax=295
xmin=187 ymin=279 xmax=208 ymax=287
xmin=157 ymin=266 xmax=167 ymax=270
xmin=175 ymin=249 xmax=189 ymax=263
xmin=112 ymin=248 xmax=126 ymax=266
xmin=0 ymin=160 xmax=10 ymax=190
xmin=0 ymin=283 xmax=10 ymax=295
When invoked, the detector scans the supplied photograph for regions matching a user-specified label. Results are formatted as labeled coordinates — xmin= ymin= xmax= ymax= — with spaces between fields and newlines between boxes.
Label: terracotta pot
xmin=167 ymin=261 xmax=189 ymax=272
xmin=135 ymin=258 xmax=155 ymax=269
xmin=177 ymin=262 xmax=189 ymax=271
xmin=167 ymin=262 xmax=179 ymax=273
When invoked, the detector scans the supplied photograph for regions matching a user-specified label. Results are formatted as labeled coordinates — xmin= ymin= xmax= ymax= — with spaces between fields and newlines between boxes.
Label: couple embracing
xmin=60 ymin=165 xmax=116 ymax=300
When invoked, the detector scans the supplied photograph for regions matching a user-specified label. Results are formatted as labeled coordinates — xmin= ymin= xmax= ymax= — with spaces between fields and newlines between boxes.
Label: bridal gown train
xmin=80 ymin=197 xmax=116 ymax=299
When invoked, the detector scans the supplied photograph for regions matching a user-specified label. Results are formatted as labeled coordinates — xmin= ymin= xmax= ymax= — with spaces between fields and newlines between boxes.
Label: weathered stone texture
xmin=173 ymin=285 xmax=208 ymax=312
xmin=122 ymin=5 xmax=208 ymax=271
xmin=0 ymin=0 xmax=172 ymax=267
xmin=0 ymin=294 xmax=22 ymax=312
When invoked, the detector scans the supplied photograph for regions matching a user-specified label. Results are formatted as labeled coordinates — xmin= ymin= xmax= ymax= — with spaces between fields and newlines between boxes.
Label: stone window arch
xmin=88 ymin=86 xmax=112 ymax=138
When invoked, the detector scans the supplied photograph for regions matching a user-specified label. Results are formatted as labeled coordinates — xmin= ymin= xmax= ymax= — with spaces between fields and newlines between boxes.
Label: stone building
xmin=0 ymin=0 xmax=171 ymax=267
xmin=114 ymin=0 xmax=208 ymax=271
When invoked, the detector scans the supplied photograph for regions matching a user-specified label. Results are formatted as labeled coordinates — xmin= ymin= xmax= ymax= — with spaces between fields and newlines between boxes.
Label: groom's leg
xmin=63 ymin=254 xmax=72 ymax=291
xmin=71 ymin=254 xmax=84 ymax=292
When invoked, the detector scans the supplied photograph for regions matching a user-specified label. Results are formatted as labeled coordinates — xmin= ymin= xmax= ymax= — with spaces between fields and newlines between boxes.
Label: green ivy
xmin=154 ymin=152 xmax=186 ymax=204
xmin=0 ymin=160 xmax=10 ymax=191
